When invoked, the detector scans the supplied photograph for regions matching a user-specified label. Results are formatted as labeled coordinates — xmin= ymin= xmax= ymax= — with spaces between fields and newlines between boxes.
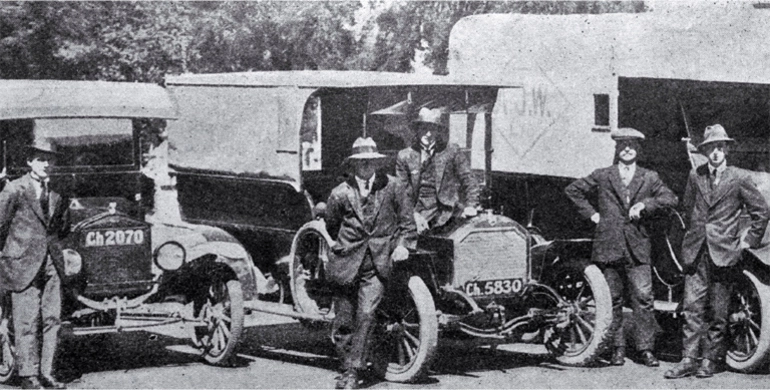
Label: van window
xmin=594 ymin=94 xmax=610 ymax=131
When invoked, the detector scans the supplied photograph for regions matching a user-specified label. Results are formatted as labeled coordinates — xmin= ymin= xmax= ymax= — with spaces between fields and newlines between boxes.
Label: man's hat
xmin=347 ymin=137 xmax=386 ymax=160
xmin=413 ymin=107 xmax=448 ymax=130
xmin=610 ymin=127 xmax=645 ymax=141
xmin=26 ymin=138 xmax=59 ymax=156
xmin=698 ymin=124 xmax=734 ymax=149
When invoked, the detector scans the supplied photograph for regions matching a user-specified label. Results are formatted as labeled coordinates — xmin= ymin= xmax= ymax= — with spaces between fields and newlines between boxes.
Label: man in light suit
xmin=565 ymin=128 xmax=678 ymax=367
xmin=326 ymin=137 xmax=416 ymax=389
xmin=0 ymin=140 xmax=69 ymax=389
xmin=395 ymin=107 xmax=479 ymax=234
xmin=665 ymin=124 xmax=770 ymax=379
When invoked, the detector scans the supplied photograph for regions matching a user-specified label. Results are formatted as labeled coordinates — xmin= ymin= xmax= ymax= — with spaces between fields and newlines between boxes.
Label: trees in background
xmin=0 ymin=1 xmax=644 ymax=82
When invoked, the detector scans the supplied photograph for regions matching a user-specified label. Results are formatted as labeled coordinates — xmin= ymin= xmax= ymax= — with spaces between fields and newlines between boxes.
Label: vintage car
xmin=448 ymin=6 xmax=770 ymax=373
xmin=164 ymin=71 xmax=613 ymax=382
xmin=0 ymin=80 xmax=260 ymax=382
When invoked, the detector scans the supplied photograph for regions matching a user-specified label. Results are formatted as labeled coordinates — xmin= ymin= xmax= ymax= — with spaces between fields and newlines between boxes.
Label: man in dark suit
xmin=665 ymin=124 xmax=770 ymax=379
xmin=395 ymin=107 xmax=479 ymax=234
xmin=326 ymin=137 xmax=416 ymax=389
xmin=565 ymin=128 xmax=678 ymax=367
xmin=0 ymin=140 xmax=69 ymax=389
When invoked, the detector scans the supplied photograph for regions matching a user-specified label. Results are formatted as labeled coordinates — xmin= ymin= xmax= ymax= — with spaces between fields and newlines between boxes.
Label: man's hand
xmin=391 ymin=245 xmax=409 ymax=262
xmin=462 ymin=206 xmax=478 ymax=218
xmin=629 ymin=202 xmax=645 ymax=220
xmin=590 ymin=213 xmax=600 ymax=224
xmin=414 ymin=212 xmax=429 ymax=234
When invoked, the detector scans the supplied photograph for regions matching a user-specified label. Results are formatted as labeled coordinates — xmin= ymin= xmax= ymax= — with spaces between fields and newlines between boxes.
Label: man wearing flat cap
xmin=665 ymin=124 xmax=769 ymax=379
xmin=396 ymin=107 xmax=479 ymax=234
xmin=0 ymin=139 xmax=69 ymax=389
xmin=325 ymin=137 xmax=416 ymax=389
xmin=566 ymin=127 xmax=677 ymax=368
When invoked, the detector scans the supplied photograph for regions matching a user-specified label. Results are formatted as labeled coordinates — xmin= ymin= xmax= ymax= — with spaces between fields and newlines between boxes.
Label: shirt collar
xmin=708 ymin=162 xmax=727 ymax=175
xmin=355 ymin=174 xmax=374 ymax=189
xmin=617 ymin=162 xmax=636 ymax=171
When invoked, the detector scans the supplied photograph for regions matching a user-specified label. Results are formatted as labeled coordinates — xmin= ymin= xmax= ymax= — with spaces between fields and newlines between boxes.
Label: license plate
xmin=464 ymin=278 xmax=523 ymax=297
xmin=84 ymin=229 xmax=146 ymax=247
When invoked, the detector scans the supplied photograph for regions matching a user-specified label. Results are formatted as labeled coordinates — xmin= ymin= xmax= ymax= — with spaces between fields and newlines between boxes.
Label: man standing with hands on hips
xmin=325 ymin=137 xmax=416 ymax=389
xmin=0 ymin=139 xmax=69 ymax=389
xmin=665 ymin=124 xmax=769 ymax=379
xmin=565 ymin=128 xmax=678 ymax=368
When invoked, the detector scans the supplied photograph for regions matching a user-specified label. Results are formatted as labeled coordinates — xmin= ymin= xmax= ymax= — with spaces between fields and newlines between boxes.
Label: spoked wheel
xmin=545 ymin=264 xmax=612 ymax=366
xmin=371 ymin=276 xmax=438 ymax=383
xmin=0 ymin=299 xmax=15 ymax=384
xmin=727 ymin=270 xmax=770 ymax=372
xmin=290 ymin=226 xmax=334 ymax=327
xmin=191 ymin=279 xmax=244 ymax=366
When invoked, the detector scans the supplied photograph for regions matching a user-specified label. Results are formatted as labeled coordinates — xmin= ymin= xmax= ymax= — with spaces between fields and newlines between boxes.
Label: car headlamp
xmin=154 ymin=241 xmax=186 ymax=271
xmin=62 ymin=248 xmax=82 ymax=276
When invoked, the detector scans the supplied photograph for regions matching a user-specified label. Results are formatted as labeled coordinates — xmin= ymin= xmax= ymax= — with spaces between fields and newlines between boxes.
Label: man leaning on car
xmin=0 ymin=139 xmax=69 ymax=389
xmin=565 ymin=127 xmax=678 ymax=368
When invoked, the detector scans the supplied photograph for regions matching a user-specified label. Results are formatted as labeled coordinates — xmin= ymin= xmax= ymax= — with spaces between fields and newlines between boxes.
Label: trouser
xmin=332 ymin=252 xmax=385 ymax=370
xmin=681 ymin=247 xmax=738 ymax=362
xmin=13 ymin=256 xmax=61 ymax=377
xmin=601 ymin=261 xmax=657 ymax=351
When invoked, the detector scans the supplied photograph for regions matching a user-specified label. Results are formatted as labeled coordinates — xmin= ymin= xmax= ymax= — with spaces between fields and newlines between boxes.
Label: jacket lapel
xmin=433 ymin=149 xmax=449 ymax=191
xmin=710 ymin=166 xmax=736 ymax=206
xmin=626 ymin=168 xmax=644 ymax=204
xmin=695 ymin=166 xmax=713 ymax=207
xmin=22 ymin=174 xmax=48 ymax=226
xmin=408 ymin=149 xmax=421 ymax=191
xmin=608 ymin=166 xmax=628 ymax=207
xmin=344 ymin=180 xmax=365 ymax=224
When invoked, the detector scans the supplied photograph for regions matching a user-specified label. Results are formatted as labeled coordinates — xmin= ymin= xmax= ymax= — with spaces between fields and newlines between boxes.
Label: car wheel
xmin=0 ymin=303 xmax=15 ymax=384
xmin=371 ymin=276 xmax=438 ymax=383
xmin=191 ymin=279 xmax=244 ymax=366
xmin=290 ymin=224 xmax=334 ymax=327
xmin=727 ymin=270 xmax=770 ymax=372
xmin=545 ymin=264 xmax=613 ymax=366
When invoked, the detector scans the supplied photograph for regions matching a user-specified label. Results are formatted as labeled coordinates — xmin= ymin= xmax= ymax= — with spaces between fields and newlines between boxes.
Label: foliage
xmin=0 ymin=1 xmax=646 ymax=81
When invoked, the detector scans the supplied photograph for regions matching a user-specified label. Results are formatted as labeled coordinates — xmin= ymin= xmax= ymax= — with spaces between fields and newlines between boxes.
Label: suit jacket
xmin=680 ymin=164 xmax=770 ymax=268
xmin=325 ymin=173 xmax=416 ymax=285
xmin=395 ymin=142 xmax=479 ymax=217
xmin=0 ymin=174 xmax=69 ymax=292
xmin=565 ymin=165 xmax=678 ymax=264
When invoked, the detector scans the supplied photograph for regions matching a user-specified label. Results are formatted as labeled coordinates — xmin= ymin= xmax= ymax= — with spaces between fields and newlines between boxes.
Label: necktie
xmin=364 ymin=178 xmax=369 ymax=191
xmin=709 ymin=169 xmax=717 ymax=191
xmin=40 ymin=180 xmax=49 ymax=220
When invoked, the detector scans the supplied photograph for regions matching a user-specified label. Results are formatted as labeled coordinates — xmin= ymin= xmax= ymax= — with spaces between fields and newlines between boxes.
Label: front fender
xmin=152 ymin=221 xmax=259 ymax=300
xmin=531 ymin=238 xmax=593 ymax=282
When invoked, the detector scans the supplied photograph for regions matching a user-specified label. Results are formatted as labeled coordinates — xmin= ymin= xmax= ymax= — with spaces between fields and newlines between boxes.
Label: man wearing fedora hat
xmin=325 ymin=137 xmax=416 ymax=389
xmin=566 ymin=127 xmax=677 ymax=367
xmin=665 ymin=124 xmax=769 ymax=379
xmin=0 ymin=139 xmax=69 ymax=389
xmin=396 ymin=107 xmax=479 ymax=234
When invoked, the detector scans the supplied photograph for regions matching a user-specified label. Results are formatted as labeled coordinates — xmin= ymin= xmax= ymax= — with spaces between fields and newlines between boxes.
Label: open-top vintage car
xmin=0 ymin=80 xmax=260 ymax=382
xmin=165 ymin=71 xmax=614 ymax=382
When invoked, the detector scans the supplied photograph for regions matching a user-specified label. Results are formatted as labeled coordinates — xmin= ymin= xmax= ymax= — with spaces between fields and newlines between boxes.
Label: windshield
xmin=4 ymin=118 xmax=135 ymax=169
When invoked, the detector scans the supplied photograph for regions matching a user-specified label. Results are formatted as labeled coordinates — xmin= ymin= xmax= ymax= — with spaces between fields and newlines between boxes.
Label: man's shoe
xmin=610 ymin=347 xmax=625 ymax=366
xmin=39 ymin=375 xmax=66 ymax=389
xmin=335 ymin=369 xmax=359 ymax=390
xmin=664 ymin=357 xmax=698 ymax=379
xmin=695 ymin=359 xmax=718 ymax=378
xmin=640 ymin=350 xmax=660 ymax=367
xmin=19 ymin=376 xmax=43 ymax=389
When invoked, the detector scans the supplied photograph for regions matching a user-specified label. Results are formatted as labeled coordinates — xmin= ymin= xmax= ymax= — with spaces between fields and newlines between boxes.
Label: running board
xmin=243 ymin=300 xmax=332 ymax=322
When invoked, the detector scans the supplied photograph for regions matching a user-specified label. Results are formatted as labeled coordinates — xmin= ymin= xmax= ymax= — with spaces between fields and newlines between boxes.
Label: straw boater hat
xmin=610 ymin=127 xmax=645 ymax=141
xmin=347 ymin=137 xmax=386 ymax=160
xmin=26 ymin=138 xmax=59 ymax=156
xmin=698 ymin=124 xmax=734 ymax=149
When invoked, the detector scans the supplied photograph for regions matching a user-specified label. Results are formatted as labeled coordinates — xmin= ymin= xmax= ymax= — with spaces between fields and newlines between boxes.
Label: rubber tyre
xmin=191 ymin=279 xmax=244 ymax=366
xmin=727 ymin=270 xmax=770 ymax=372
xmin=371 ymin=276 xmax=438 ymax=383
xmin=546 ymin=264 xmax=613 ymax=366
xmin=0 ymin=302 xmax=15 ymax=384
xmin=289 ymin=223 xmax=334 ymax=327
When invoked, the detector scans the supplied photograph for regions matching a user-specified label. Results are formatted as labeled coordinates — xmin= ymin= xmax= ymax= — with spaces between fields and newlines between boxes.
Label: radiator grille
xmin=453 ymin=230 xmax=528 ymax=288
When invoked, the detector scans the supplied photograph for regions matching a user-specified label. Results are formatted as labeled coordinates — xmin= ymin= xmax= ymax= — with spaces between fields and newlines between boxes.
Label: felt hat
xmin=698 ymin=124 xmax=734 ymax=149
xmin=347 ymin=137 xmax=386 ymax=160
